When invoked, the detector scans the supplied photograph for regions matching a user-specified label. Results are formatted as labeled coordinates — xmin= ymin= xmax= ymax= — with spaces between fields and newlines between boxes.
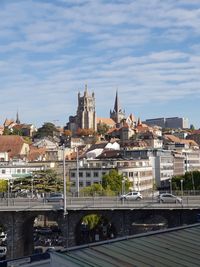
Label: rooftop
xmin=53 ymin=223 xmax=200 ymax=267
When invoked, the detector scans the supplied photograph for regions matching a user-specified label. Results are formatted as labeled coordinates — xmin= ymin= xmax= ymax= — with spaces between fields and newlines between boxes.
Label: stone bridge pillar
xmin=1 ymin=212 xmax=33 ymax=259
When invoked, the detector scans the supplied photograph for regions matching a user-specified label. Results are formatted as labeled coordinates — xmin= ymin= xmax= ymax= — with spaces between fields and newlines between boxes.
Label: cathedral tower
xmin=110 ymin=90 xmax=125 ymax=124
xmin=76 ymin=84 xmax=96 ymax=130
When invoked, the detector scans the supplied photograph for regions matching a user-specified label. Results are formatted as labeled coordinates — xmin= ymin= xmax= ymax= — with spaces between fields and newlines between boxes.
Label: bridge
xmin=0 ymin=196 xmax=200 ymax=260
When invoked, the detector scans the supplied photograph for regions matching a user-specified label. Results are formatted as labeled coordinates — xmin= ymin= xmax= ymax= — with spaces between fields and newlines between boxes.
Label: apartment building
xmin=184 ymin=150 xmax=200 ymax=172
xmin=69 ymin=158 xmax=153 ymax=194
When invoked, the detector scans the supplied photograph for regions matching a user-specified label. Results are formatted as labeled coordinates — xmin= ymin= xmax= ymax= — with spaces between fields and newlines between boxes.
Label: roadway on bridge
xmin=0 ymin=196 xmax=199 ymax=211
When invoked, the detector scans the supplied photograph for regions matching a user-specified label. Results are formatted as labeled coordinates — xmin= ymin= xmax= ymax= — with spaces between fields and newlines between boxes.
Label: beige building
xmin=69 ymin=158 xmax=153 ymax=194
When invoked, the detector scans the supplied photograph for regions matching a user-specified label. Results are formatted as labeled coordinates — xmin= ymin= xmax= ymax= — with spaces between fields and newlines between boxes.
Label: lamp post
xmin=180 ymin=179 xmax=183 ymax=198
xmin=7 ymin=179 xmax=10 ymax=205
xmin=63 ymin=145 xmax=67 ymax=216
xmin=191 ymin=172 xmax=195 ymax=193
xmin=76 ymin=147 xmax=79 ymax=197
xmin=169 ymin=179 xmax=172 ymax=194
xmin=121 ymin=177 xmax=125 ymax=205
xmin=31 ymin=178 xmax=34 ymax=198
xmin=122 ymin=178 xmax=125 ymax=195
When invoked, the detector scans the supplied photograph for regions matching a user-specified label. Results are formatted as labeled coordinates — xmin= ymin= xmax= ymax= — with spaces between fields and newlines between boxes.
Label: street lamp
xmin=76 ymin=147 xmax=79 ymax=197
xmin=7 ymin=179 xmax=10 ymax=205
xmin=169 ymin=179 xmax=172 ymax=194
xmin=63 ymin=145 xmax=67 ymax=216
xmin=121 ymin=178 xmax=125 ymax=195
xmin=180 ymin=179 xmax=183 ymax=197
xmin=31 ymin=178 xmax=34 ymax=198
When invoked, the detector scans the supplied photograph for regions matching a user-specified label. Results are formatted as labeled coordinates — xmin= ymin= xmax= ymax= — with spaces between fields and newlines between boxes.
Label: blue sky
xmin=0 ymin=0 xmax=200 ymax=128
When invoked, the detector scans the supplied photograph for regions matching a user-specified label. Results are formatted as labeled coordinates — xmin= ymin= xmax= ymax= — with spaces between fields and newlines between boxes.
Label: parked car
xmin=158 ymin=193 xmax=182 ymax=203
xmin=46 ymin=193 xmax=64 ymax=203
xmin=120 ymin=191 xmax=143 ymax=201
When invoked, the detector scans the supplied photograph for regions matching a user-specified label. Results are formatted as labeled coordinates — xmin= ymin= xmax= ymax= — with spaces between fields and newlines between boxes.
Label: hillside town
xmin=0 ymin=85 xmax=199 ymax=196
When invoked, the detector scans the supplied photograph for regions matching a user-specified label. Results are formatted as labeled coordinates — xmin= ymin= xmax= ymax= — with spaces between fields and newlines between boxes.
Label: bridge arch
xmin=75 ymin=212 xmax=117 ymax=245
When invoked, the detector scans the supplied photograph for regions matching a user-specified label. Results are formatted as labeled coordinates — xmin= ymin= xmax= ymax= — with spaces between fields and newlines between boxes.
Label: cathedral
xmin=66 ymin=85 xmax=96 ymax=134
xmin=110 ymin=90 xmax=126 ymax=125
xmin=66 ymin=86 xmax=127 ymax=135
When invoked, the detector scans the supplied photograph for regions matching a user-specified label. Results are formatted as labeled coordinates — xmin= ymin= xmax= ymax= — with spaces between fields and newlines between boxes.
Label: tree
xmin=80 ymin=184 xmax=103 ymax=196
xmin=190 ymin=124 xmax=195 ymax=131
xmin=34 ymin=122 xmax=59 ymax=139
xmin=172 ymin=171 xmax=200 ymax=191
xmin=97 ymin=123 xmax=109 ymax=135
xmin=0 ymin=180 xmax=7 ymax=192
xmin=82 ymin=214 xmax=101 ymax=230
xmin=63 ymin=130 xmax=72 ymax=137
xmin=12 ymin=169 xmax=63 ymax=193
xmin=102 ymin=169 xmax=130 ymax=194
xmin=77 ymin=128 xmax=95 ymax=137
xmin=3 ymin=128 xmax=22 ymax=136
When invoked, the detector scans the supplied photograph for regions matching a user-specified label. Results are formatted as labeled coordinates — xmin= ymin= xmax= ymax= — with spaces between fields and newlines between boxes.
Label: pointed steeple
xmin=114 ymin=90 xmax=119 ymax=112
xmin=16 ymin=111 xmax=20 ymax=124
xmin=84 ymin=84 xmax=88 ymax=96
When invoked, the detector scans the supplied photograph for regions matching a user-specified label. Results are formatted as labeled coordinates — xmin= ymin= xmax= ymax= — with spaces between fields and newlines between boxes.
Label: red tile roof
xmin=28 ymin=146 xmax=46 ymax=161
xmin=0 ymin=135 xmax=27 ymax=158
xmin=96 ymin=117 xmax=116 ymax=126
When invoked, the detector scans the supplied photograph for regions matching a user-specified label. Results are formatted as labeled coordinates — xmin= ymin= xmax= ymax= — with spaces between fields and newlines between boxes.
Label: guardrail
xmin=0 ymin=196 xmax=199 ymax=211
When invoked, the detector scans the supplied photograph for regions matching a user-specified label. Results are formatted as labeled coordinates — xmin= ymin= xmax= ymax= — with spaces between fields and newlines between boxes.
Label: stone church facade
xmin=66 ymin=85 xmax=96 ymax=134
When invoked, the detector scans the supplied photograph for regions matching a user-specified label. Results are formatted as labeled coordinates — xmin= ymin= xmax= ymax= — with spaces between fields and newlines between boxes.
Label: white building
xmin=69 ymin=158 xmax=154 ymax=194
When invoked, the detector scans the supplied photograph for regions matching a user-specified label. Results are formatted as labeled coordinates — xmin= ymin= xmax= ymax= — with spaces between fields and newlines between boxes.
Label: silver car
xmin=120 ymin=191 xmax=143 ymax=201
xmin=46 ymin=193 xmax=64 ymax=202
xmin=158 ymin=193 xmax=182 ymax=203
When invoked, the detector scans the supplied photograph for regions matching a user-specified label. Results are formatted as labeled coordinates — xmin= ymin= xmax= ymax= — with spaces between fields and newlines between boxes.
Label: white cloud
xmin=0 ymin=0 xmax=200 ymax=126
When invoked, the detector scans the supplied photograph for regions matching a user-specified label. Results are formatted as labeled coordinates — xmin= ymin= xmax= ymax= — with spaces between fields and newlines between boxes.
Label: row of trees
xmin=0 ymin=169 xmax=130 ymax=197
xmin=0 ymin=169 xmax=63 ymax=194
xmin=81 ymin=170 xmax=130 ymax=196
xmin=3 ymin=122 xmax=110 ymax=139
xmin=172 ymin=171 xmax=200 ymax=191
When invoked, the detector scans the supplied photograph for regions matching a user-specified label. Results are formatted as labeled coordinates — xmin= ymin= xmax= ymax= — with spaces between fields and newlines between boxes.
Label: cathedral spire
xmin=84 ymin=83 xmax=88 ymax=96
xmin=16 ymin=111 xmax=20 ymax=124
xmin=110 ymin=89 xmax=125 ymax=124
xmin=114 ymin=89 xmax=119 ymax=112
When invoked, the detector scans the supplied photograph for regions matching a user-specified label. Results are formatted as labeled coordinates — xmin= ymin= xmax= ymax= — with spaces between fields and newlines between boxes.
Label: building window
xmin=17 ymin=169 xmax=21 ymax=174
xmin=86 ymin=172 xmax=91 ymax=177
xmin=2 ymin=169 xmax=6 ymax=174
xmin=94 ymin=172 xmax=99 ymax=177
xmin=71 ymin=181 xmax=76 ymax=187
xmin=71 ymin=172 xmax=75 ymax=178
xmin=79 ymin=172 xmax=83 ymax=178
xmin=79 ymin=181 xmax=83 ymax=187
xmin=86 ymin=181 xmax=91 ymax=186
xmin=22 ymin=169 xmax=26 ymax=173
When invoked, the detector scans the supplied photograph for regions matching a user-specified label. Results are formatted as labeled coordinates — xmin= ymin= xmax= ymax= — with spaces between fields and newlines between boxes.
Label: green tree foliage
xmin=190 ymin=124 xmax=195 ymax=130
xmin=3 ymin=128 xmax=22 ymax=136
xmin=13 ymin=169 xmax=63 ymax=193
xmin=82 ymin=214 xmax=101 ymax=230
xmin=97 ymin=123 xmax=109 ymax=135
xmin=172 ymin=171 xmax=200 ymax=190
xmin=80 ymin=184 xmax=103 ymax=196
xmin=80 ymin=183 xmax=115 ymax=196
xmin=0 ymin=180 xmax=7 ymax=192
xmin=102 ymin=169 xmax=130 ymax=194
xmin=34 ymin=122 xmax=59 ymax=138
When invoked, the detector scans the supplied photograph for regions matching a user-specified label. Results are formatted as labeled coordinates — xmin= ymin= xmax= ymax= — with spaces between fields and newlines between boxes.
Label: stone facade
xmin=110 ymin=91 xmax=125 ymax=125
xmin=66 ymin=85 xmax=96 ymax=134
